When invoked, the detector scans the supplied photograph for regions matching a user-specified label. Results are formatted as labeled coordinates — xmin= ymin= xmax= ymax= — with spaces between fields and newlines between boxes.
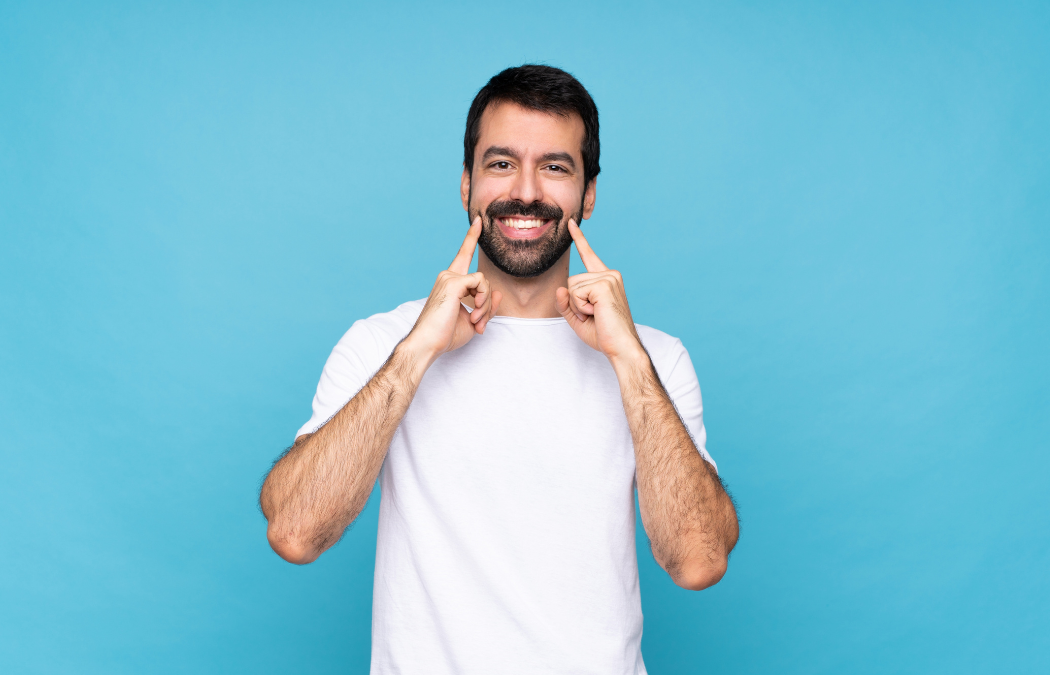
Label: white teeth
xmin=505 ymin=218 xmax=544 ymax=229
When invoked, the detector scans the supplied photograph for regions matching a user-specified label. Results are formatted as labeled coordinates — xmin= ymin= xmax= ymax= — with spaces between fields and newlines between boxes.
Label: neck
xmin=476 ymin=249 xmax=569 ymax=318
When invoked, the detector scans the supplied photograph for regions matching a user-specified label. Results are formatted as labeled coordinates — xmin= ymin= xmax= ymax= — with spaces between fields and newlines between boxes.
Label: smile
xmin=496 ymin=217 xmax=554 ymax=239
xmin=500 ymin=217 xmax=549 ymax=229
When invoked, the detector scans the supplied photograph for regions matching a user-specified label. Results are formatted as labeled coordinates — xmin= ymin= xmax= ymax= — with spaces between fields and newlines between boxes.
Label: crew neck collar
xmin=486 ymin=315 xmax=566 ymax=326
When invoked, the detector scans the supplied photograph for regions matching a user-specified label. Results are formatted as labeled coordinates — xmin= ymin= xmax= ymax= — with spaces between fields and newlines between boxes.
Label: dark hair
xmin=464 ymin=64 xmax=600 ymax=187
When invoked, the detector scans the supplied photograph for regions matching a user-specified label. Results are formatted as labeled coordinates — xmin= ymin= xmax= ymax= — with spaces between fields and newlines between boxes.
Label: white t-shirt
xmin=298 ymin=299 xmax=714 ymax=675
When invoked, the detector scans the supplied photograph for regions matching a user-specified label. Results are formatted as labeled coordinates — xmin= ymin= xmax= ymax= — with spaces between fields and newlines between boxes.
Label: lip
xmin=496 ymin=217 xmax=555 ymax=240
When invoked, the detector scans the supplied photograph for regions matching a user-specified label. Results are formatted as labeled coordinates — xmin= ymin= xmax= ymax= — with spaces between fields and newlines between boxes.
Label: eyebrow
xmin=539 ymin=152 xmax=577 ymax=170
xmin=481 ymin=146 xmax=578 ymax=171
xmin=481 ymin=146 xmax=521 ymax=162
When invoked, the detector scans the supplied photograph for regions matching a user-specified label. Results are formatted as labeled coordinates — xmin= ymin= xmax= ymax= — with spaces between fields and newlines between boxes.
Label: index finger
xmin=449 ymin=216 xmax=482 ymax=274
xmin=568 ymin=219 xmax=608 ymax=272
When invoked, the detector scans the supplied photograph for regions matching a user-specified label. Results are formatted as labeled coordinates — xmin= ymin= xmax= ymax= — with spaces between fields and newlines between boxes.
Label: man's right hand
xmin=401 ymin=216 xmax=502 ymax=369
xmin=262 ymin=221 xmax=499 ymax=564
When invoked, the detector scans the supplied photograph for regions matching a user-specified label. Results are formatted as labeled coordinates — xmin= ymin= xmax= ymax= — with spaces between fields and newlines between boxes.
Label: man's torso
xmin=299 ymin=300 xmax=710 ymax=675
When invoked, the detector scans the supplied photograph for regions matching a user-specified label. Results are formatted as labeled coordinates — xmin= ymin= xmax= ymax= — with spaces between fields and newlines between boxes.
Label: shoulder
xmin=635 ymin=323 xmax=694 ymax=387
xmin=635 ymin=323 xmax=682 ymax=355
xmin=635 ymin=323 xmax=687 ymax=362
xmin=323 ymin=298 xmax=425 ymax=376
xmin=336 ymin=298 xmax=425 ymax=350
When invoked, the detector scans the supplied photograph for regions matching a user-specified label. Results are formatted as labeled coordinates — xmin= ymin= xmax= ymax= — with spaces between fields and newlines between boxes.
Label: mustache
xmin=485 ymin=199 xmax=563 ymax=222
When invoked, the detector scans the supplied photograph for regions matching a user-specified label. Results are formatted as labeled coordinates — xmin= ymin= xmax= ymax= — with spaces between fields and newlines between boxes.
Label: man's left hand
xmin=556 ymin=220 xmax=647 ymax=365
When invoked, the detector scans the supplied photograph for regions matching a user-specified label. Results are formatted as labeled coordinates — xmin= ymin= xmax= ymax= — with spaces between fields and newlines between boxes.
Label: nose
xmin=507 ymin=165 xmax=543 ymax=205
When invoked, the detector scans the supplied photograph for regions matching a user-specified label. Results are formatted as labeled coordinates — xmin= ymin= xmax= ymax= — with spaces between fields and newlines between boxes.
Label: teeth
xmin=504 ymin=218 xmax=544 ymax=229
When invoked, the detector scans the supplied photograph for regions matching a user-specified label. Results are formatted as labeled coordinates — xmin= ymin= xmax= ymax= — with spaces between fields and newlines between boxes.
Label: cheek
xmin=544 ymin=180 xmax=584 ymax=213
xmin=468 ymin=177 xmax=503 ymax=210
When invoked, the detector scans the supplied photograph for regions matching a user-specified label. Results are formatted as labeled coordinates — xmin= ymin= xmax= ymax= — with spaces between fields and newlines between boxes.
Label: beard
xmin=471 ymin=197 xmax=583 ymax=278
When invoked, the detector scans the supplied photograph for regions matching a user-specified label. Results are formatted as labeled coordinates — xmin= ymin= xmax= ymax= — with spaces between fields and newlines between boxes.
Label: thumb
xmin=477 ymin=290 xmax=503 ymax=334
xmin=491 ymin=290 xmax=503 ymax=316
xmin=556 ymin=287 xmax=586 ymax=325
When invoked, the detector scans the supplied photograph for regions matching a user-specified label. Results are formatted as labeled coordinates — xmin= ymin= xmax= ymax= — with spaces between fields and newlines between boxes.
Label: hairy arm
xmin=614 ymin=352 xmax=739 ymax=590
xmin=557 ymin=219 xmax=738 ymax=591
xmin=260 ymin=216 xmax=499 ymax=565
xmin=260 ymin=342 xmax=427 ymax=564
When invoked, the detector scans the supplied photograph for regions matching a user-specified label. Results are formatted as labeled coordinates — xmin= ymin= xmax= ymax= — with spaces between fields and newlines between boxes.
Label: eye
xmin=491 ymin=161 xmax=512 ymax=170
xmin=545 ymin=164 xmax=566 ymax=173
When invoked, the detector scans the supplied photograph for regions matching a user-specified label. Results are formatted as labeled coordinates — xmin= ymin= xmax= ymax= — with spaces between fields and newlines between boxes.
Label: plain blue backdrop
xmin=1 ymin=1 xmax=1047 ymax=673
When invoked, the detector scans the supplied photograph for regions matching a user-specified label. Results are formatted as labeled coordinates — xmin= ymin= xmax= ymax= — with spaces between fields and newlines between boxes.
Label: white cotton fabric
xmin=297 ymin=299 xmax=714 ymax=675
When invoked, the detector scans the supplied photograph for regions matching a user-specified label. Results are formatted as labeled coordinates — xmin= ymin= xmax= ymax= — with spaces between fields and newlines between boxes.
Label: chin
xmin=479 ymin=229 xmax=572 ymax=279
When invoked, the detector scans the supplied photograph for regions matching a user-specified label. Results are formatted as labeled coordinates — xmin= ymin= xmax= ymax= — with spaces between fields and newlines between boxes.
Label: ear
xmin=461 ymin=167 xmax=471 ymax=212
xmin=581 ymin=178 xmax=597 ymax=220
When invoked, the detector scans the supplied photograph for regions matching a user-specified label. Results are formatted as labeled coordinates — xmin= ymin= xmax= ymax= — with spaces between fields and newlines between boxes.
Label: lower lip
xmin=496 ymin=218 xmax=554 ymax=240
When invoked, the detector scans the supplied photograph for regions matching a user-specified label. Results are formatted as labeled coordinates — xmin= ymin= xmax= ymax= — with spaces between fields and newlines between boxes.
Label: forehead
xmin=476 ymin=102 xmax=585 ymax=161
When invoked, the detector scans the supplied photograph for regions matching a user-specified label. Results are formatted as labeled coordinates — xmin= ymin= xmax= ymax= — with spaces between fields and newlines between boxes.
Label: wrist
xmin=608 ymin=341 xmax=652 ymax=379
xmin=393 ymin=333 xmax=438 ymax=383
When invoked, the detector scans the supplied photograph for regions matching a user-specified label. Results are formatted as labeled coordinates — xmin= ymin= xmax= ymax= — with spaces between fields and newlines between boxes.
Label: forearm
xmin=612 ymin=350 xmax=739 ymax=590
xmin=260 ymin=339 xmax=428 ymax=564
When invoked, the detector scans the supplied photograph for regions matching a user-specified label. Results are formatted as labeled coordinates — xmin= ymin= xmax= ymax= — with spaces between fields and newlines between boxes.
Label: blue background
xmin=2 ymin=1 xmax=1047 ymax=672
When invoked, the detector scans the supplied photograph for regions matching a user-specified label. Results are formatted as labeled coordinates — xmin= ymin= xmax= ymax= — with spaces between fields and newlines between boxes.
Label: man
xmin=260 ymin=65 xmax=738 ymax=674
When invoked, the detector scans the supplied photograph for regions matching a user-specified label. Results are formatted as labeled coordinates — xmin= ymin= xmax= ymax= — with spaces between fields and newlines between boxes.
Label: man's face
xmin=461 ymin=102 xmax=596 ymax=278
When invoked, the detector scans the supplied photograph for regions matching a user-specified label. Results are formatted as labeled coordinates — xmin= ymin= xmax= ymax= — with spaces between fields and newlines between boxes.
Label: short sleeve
xmin=295 ymin=300 xmax=424 ymax=441
xmin=645 ymin=334 xmax=716 ymax=473
xmin=295 ymin=321 xmax=394 ymax=439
